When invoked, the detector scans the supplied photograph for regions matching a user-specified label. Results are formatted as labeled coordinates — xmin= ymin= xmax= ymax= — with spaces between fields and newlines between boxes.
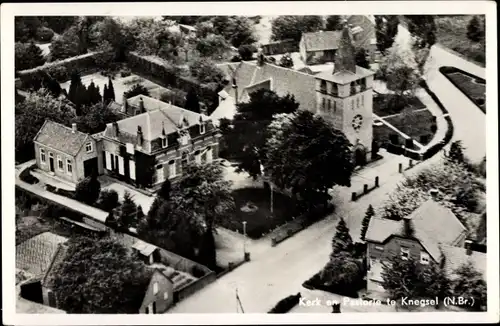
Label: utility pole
xmin=270 ymin=182 xmax=274 ymax=214
xmin=242 ymin=221 xmax=247 ymax=255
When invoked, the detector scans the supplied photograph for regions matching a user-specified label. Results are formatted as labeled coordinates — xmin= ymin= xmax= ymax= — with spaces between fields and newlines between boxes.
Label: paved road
xmin=168 ymin=153 xmax=443 ymax=313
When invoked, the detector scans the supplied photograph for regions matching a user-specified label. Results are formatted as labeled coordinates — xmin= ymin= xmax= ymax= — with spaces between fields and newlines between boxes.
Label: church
xmin=212 ymin=20 xmax=375 ymax=166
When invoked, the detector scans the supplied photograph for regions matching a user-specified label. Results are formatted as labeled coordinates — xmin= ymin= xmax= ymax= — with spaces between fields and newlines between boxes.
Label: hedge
xmin=419 ymin=80 xmax=448 ymax=114
xmin=268 ymin=293 xmax=302 ymax=313
xmin=19 ymin=165 xmax=39 ymax=185
xmin=302 ymin=272 xmax=361 ymax=298
xmin=439 ymin=66 xmax=486 ymax=114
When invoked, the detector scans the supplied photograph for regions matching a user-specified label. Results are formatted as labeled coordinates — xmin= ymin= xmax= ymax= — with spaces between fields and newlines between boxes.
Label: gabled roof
xmin=365 ymin=200 xmax=468 ymax=262
xmin=440 ymin=245 xmax=487 ymax=280
xmin=210 ymin=94 xmax=237 ymax=124
xmin=217 ymin=61 xmax=317 ymax=111
xmin=34 ymin=120 xmax=91 ymax=156
xmin=16 ymin=232 xmax=68 ymax=277
xmin=240 ymin=78 xmax=272 ymax=102
xmin=301 ymin=31 xmax=342 ymax=52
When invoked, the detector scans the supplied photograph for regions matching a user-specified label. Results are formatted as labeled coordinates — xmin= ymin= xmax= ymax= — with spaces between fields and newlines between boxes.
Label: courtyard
xmin=59 ymin=72 xmax=172 ymax=104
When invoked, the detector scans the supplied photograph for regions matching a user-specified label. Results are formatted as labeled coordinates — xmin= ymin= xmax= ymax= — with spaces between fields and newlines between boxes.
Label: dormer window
xmin=85 ymin=142 xmax=93 ymax=153
xmin=200 ymin=123 xmax=206 ymax=135
xmin=161 ymin=137 xmax=168 ymax=148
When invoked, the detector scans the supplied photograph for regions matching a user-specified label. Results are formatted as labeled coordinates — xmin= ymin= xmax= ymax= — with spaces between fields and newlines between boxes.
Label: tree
xmin=188 ymin=59 xmax=226 ymax=85
xmin=15 ymin=89 xmax=76 ymax=162
xmin=452 ymin=262 xmax=487 ymax=311
xmin=405 ymin=15 xmax=436 ymax=49
xmin=15 ymin=42 xmax=46 ymax=71
xmin=117 ymin=191 xmax=137 ymax=230
xmin=136 ymin=205 xmax=145 ymax=221
xmin=197 ymin=228 xmax=217 ymax=270
xmin=196 ymin=34 xmax=230 ymax=58
xmin=238 ymin=44 xmax=255 ymax=61
xmin=103 ymin=84 xmax=110 ymax=104
xmin=68 ymin=70 xmax=83 ymax=104
xmin=331 ymin=218 xmax=353 ymax=256
xmin=123 ymin=84 xmax=150 ymax=99
xmin=96 ymin=189 xmax=119 ymax=212
xmin=265 ymin=111 xmax=354 ymax=208
xmin=75 ymin=174 xmax=101 ymax=205
xmin=49 ymin=26 xmax=82 ymax=61
xmin=360 ymin=204 xmax=375 ymax=240
xmin=52 ymin=236 xmax=153 ymax=313
xmin=76 ymin=102 xmax=119 ymax=135
xmin=157 ymin=179 xmax=172 ymax=201
xmin=89 ymin=17 xmax=134 ymax=62
xmin=447 ymin=140 xmax=466 ymax=164
xmin=224 ymin=89 xmax=299 ymax=178
xmin=36 ymin=26 xmax=55 ymax=42
xmin=320 ymin=251 xmax=364 ymax=294
xmin=279 ymin=53 xmax=294 ymax=68
xmin=355 ymin=47 xmax=370 ymax=69
xmin=107 ymin=77 xmax=116 ymax=102
xmin=185 ymin=88 xmax=201 ymax=113
xmin=38 ymin=16 xmax=77 ymax=34
xmin=375 ymin=15 xmax=399 ymax=54
xmin=223 ymin=16 xmax=257 ymax=48
xmin=15 ymin=17 xmax=42 ymax=42
xmin=271 ymin=16 xmax=324 ymax=42
xmin=325 ymin=15 xmax=342 ymax=31
xmin=381 ymin=255 xmax=451 ymax=303
xmin=466 ymin=16 xmax=484 ymax=43
xmin=86 ymin=80 xmax=102 ymax=105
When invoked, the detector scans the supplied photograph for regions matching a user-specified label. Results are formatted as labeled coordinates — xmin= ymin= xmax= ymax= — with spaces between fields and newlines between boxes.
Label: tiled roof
xmin=16 ymin=232 xmax=68 ymax=277
xmin=240 ymin=78 xmax=272 ymax=102
xmin=34 ymin=120 xmax=91 ymax=156
xmin=365 ymin=200 xmax=467 ymax=262
xmin=218 ymin=61 xmax=317 ymax=111
xmin=301 ymin=31 xmax=342 ymax=52
xmin=408 ymin=199 xmax=467 ymax=246
xmin=441 ymin=245 xmax=487 ymax=280
xmin=315 ymin=65 xmax=375 ymax=84
xmin=132 ymin=239 xmax=158 ymax=257
xmin=210 ymin=95 xmax=237 ymax=124
xmin=41 ymin=243 xmax=69 ymax=288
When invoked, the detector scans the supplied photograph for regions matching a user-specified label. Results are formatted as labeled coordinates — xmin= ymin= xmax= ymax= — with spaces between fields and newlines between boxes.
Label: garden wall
xmin=158 ymin=247 xmax=213 ymax=277
xmin=174 ymin=271 xmax=217 ymax=303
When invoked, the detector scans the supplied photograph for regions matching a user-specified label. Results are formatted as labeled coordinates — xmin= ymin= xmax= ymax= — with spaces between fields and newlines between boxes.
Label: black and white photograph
xmin=2 ymin=1 xmax=498 ymax=324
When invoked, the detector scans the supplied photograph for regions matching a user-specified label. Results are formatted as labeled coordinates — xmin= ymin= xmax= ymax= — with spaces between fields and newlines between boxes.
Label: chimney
xmin=112 ymin=122 xmax=119 ymax=138
xmin=429 ymin=188 xmax=439 ymax=200
xmin=402 ymin=215 xmax=414 ymax=238
xmin=139 ymin=96 xmax=145 ymax=113
xmin=465 ymin=240 xmax=473 ymax=255
xmin=71 ymin=123 xmax=77 ymax=133
xmin=257 ymin=50 xmax=266 ymax=67
xmin=137 ymin=125 xmax=143 ymax=147
xmin=232 ymin=78 xmax=238 ymax=105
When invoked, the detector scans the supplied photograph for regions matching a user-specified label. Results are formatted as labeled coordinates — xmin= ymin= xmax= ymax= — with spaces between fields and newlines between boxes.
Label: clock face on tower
xmin=352 ymin=114 xmax=363 ymax=132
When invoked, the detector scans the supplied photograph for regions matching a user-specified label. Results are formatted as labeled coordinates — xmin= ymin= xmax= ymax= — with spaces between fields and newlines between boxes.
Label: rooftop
xmin=16 ymin=232 xmax=68 ymax=277
xmin=34 ymin=120 xmax=92 ymax=156
xmin=301 ymin=30 xmax=343 ymax=52
xmin=315 ymin=65 xmax=375 ymax=84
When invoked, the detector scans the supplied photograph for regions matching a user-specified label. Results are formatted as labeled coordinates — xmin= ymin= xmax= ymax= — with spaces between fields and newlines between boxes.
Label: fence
xmin=351 ymin=176 xmax=380 ymax=201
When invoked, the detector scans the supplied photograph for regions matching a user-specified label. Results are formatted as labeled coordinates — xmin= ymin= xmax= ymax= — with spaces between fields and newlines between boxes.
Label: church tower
xmin=314 ymin=20 xmax=375 ymax=166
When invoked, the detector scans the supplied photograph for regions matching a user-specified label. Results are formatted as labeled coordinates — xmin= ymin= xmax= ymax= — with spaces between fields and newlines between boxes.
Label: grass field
xmin=220 ymin=187 xmax=298 ymax=239
xmin=446 ymin=71 xmax=486 ymax=111
xmin=373 ymin=94 xmax=426 ymax=117
xmin=373 ymin=109 xmax=435 ymax=148
xmin=435 ymin=15 xmax=485 ymax=66
xmin=59 ymin=72 xmax=171 ymax=104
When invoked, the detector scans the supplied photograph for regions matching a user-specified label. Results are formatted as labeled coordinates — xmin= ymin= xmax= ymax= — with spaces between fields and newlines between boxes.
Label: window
xmin=180 ymin=134 xmax=189 ymax=146
xmin=357 ymin=97 xmax=360 ymax=108
xmin=400 ymin=247 xmax=410 ymax=260
xmin=168 ymin=160 xmax=176 ymax=178
xmin=361 ymin=95 xmax=364 ymax=106
xmin=153 ymin=282 xmax=158 ymax=295
xmin=40 ymin=148 xmax=46 ymax=164
xmin=66 ymin=159 xmax=73 ymax=175
xmin=85 ymin=142 xmax=93 ymax=153
xmin=57 ymin=156 xmax=63 ymax=171
xmin=163 ymin=292 xmax=169 ymax=300
xmin=126 ymin=143 xmax=134 ymax=154
xmin=322 ymin=97 xmax=326 ymax=109
xmin=161 ymin=137 xmax=168 ymax=148
xmin=333 ymin=101 xmax=336 ymax=112
xmin=206 ymin=146 xmax=213 ymax=163
xmin=200 ymin=123 xmax=206 ymax=135
xmin=135 ymin=108 xmax=141 ymax=115
xmin=420 ymin=252 xmax=430 ymax=265
xmin=327 ymin=99 xmax=331 ymax=111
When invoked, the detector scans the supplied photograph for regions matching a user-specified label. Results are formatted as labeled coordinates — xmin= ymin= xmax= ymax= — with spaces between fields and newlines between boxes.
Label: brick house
xmin=100 ymin=95 xmax=221 ymax=189
xmin=364 ymin=199 xmax=485 ymax=295
xmin=34 ymin=120 xmax=101 ymax=184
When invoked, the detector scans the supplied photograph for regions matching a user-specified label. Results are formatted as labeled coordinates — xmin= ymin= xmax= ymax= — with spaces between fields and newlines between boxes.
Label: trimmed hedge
xmin=268 ymin=293 xmax=301 ymax=313
xmin=302 ymin=272 xmax=361 ymax=298
xmin=19 ymin=165 xmax=39 ymax=185
xmin=419 ymin=80 xmax=448 ymax=113
xmin=439 ymin=66 xmax=486 ymax=113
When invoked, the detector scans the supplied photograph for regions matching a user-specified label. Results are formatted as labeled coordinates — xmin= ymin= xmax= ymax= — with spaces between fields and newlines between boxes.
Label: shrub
xmin=19 ymin=165 xmax=39 ymax=184
xmin=46 ymin=65 xmax=69 ymax=82
xmin=75 ymin=175 xmax=101 ymax=205
xmin=238 ymin=44 xmax=256 ymax=61
xmin=268 ymin=293 xmax=301 ymax=313
xmin=389 ymin=133 xmax=399 ymax=145
xmin=405 ymin=138 xmax=414 ymax=148
xmin=97 ymin=189 xmax=120 ymax=212
xmin=120 ymin=68 xmax=132 ymax=78
xmin=230 ymin=55 xmax=242 ymax=62
xmin=36 ymin=27 xmax=55 ymax=42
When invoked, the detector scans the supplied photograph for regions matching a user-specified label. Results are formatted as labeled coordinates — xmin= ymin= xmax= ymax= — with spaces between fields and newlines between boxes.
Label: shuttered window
xmin=118 ymin=156 xmax=124 ymax=175
xmin=129 ymin=160 xmax=136 ymax=180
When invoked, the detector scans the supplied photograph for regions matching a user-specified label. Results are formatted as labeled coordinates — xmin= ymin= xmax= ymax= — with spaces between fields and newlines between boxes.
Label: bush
xmin=36 ymin=27 xmax=55 ymax=42
xmin=238 ymin=44 xmax=256 ymax=61
xmin=55 ymin=188 xmax=76 ymax=199
xmin=75 ymin=175 xmax=101 ymax=205
xmin=97 ymin=189 xmax=120 ymax=212
xmin=268 ymin=293 xmax=301 ymax=313
xmin=46 ymin=65 xmax=69 ymax=82
xmin=405 ymin=138 xmax=414 ymax=148
xmin=19 ymin=165 xmax=39 ymax=184
xmin=120 ymin=68 xmax=132 ymax=78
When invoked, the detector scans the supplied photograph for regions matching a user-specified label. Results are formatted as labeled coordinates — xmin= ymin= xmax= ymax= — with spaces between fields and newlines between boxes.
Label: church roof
xmin=315 ymin=65 xmax=374 ymax=84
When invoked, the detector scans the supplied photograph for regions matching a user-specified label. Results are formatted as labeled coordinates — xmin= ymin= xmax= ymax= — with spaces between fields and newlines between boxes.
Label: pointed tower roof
xmin=333 ymin=19 xmax=357 ymax=74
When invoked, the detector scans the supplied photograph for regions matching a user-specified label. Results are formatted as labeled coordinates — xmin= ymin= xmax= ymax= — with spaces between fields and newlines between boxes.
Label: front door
xmin=84 ymin=157 xmax=99 ymax=177
xmin=49 ymin=153 xmax=55 ymax=172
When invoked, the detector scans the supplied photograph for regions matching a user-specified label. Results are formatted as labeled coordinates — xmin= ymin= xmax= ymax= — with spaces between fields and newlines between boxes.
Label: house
xmin=214 ymin=21 xmax=375 ymax=166
xmin=41 ymin=242 xmax=175 ymax=314
xmin=100 ymin=95 xmax=221 ymax=189
xmin=364 ymin=197 xmax=485 ymax=295
xmin=34 ymin=120 xmax=101 ymax=184
xmin=299 ymin=16 xmax=376 ymax=65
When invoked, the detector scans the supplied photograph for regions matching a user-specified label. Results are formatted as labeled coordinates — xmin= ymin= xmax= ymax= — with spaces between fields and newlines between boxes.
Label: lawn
xmin=373 ymin=93 xmax=426 ymax=117
xmin=373 ymin=109 xmax=436 ymax=148
xmin=435 ymin=15 xmax=485 ymax=66
xmin=220 ymin=187 xmax=298 ymax=239
xmin=443 ymin=69 xmax=486 ymax=112
xmin=59 ymin=72 xmax=172 ymax=104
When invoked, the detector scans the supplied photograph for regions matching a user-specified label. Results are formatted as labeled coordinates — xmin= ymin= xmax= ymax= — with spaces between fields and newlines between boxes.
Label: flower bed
xmin=439 ymin=66 xmax=486 ymax=113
